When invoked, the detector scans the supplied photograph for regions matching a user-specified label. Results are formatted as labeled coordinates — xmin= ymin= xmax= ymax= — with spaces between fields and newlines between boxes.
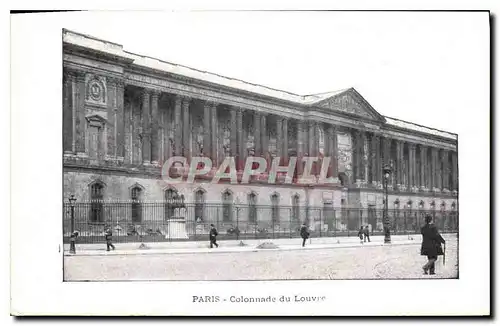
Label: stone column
xmin=74 ymin=71 xmax=86 ymax=154
xmin=329 ymin=125 xmax=339 ymax=179
xmin=150 ymin=90 xmax=160 ymax=165
xmin=141 ymin=89 xmax=151 ymax=164
xmin=203 ymin=101 xmax=212 ymax=158
xmin=276 ymin=117 xmax=283 ymax=162
xmin=431 ymin=147 xmax=439 ymax=192
xmin=451 ymin=151 xmax=458 ymax=192
xmin=63 ymin=71 xmax=73 ymax=154
xmin=210 ymin=102 xmax=218 ymax=166
xmin=174 ymin=95 xmax=183 ymax=156
xmin=282 ymin=118 xmax=289 ymax=164
xmin=441 ymin=149 xmax=450 ymax=192
xmin=352 ymin=129 xmax=366 ymax=184
xmin=396 ymin=140 xmax=404 ymax=191
xmin=419 ymin=145 xmax=428 ymax=191
xmin=261 ymin=114 xmax=268 ymax=155
xmin=230 ymin=108 xmax=237 ymax=158
xmin=236 ymin=108 xmax=244 ymax=170
xmin=370 ymin=134 xmax=380 ymax=187
xmin=106 ymin=80 xmax=116 ymax=160
xmin=408 ymin=143 xmax=417 ymax=192
xmin=375 ymin=134 xmax=382 ymax=186
xmin=254 ymin=112 xmax=261 ymax=157
xmin=308 ymin=121 xmax=318 ymax=175
xmin=382 ymin=137 xmax=393 ymax=190
xmin=182 ymin=97 xmax=191 ymax=161
xmin=115 ymin=80 xmax=125 ymax=160
xmin=296 ymin=120 xmax=305 ymax=177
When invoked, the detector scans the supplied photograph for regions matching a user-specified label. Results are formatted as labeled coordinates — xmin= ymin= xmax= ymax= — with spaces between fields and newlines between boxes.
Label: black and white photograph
xmin=9 ymin=8 xmax=490 ymax=316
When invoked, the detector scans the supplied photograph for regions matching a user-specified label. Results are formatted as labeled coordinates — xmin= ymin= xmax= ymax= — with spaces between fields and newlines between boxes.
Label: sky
xmin=55 ymin=11 xmax=489 ymax=134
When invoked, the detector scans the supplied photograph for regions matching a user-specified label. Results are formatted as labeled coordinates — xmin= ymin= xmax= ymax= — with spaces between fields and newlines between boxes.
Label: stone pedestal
xmin=166 ymin=208 xmax=188 ymax=239
xmin=166 ymin=218 xmax=189 ymax=239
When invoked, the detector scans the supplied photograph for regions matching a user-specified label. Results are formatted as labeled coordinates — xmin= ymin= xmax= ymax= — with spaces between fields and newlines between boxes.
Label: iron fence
xmin=63 ymin=202 xmax=458 ymax=244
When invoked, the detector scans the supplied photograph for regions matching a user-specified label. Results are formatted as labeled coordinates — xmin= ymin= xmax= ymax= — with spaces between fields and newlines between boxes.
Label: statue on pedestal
xmin=166 ymin=192 xmax=189 ymax=240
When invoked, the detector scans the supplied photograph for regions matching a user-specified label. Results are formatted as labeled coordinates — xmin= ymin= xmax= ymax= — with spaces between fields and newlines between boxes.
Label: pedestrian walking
xmin=421 ymin=214 xmax=445 ymax=275
xmin=300 ymin=223 xmax=310 ymax=247
xmin=209 ymin=224 xmax=219 ymax=248
xmin=363 ymin=225 xmax=371 ymax=242
xmin=358 ymin=227 xmax=364 ymax=244
xmin=104 ymin=227 xmax=115 ymax=251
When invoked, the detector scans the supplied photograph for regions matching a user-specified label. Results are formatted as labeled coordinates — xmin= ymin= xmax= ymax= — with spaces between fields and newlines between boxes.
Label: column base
xmin=442 ymin=188 xmax=451 ymax=194
xmin=452 ymin=190 xmax=458 ymax=196
xmin=397 ymin=184 xmax=406 ymax=192
xmin=76 ymin=152 xmax=88 ymax=158
xmin=432 ymin=187 xmax=441 ymax=193
xmin=420 ymin=186 xmax=429 ymax=193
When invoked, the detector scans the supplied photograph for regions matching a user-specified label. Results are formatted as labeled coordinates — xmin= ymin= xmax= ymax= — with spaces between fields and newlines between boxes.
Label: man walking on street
xmin=105 ymin=227 xmax=115 ymax=251
xmin=300 ymin=223 xmax=310 ymax=247
xmin=363 ymin=225 xmax=371 ymax=242
xmin=209 ymin=224 xmax=219 ymax=248
xmin=421 ymin=214 xmax=446 ymax=275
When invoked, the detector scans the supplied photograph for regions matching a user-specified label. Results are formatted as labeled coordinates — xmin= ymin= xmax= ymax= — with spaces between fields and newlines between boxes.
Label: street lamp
xmin=69 ymin=194 xmax=77 ymax=254
xmin=382 ymin=164 xmax=392 ymax=244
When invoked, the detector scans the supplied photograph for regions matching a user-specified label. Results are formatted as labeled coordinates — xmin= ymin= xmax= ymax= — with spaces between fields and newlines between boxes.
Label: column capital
xmin=408 ymin=142 xmax=417 ymax=150
xmin=107 ymin=76 xmax=125 ymax=88
xmin=150 ymin=89 xmax=161 ymax=98
xmin=204 ymin=100 xmax=218 ymax=108
xmin=181 ymin=96 xmax=191 ymax=107
xmin=65 ymin=68 xmax=86 ymax=81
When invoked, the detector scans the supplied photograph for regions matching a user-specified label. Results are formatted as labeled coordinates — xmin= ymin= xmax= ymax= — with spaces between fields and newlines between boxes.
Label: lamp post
xmin=68 ymin=194 xmax=77 ymax=254
xmin=382 ymin=164 xmax=392 ymax=244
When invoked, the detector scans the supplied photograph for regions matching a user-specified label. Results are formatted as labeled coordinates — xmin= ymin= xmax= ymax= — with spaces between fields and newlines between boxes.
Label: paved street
xmin=64 ymin=235 xmax=458 ymax=281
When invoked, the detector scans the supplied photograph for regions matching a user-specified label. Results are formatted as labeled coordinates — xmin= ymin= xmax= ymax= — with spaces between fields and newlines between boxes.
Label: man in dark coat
xmin=104 ymin=227 xmax=115 ymax=251
xmin=300 ymin=223 xmax=310 ymax=247
xmin=209 ymin=224 xmax=219 ymax=248
xmin=421 ymin=214 xmax=445 ymax=275
xmin=363 ymin=225 xmax=371 ymax=242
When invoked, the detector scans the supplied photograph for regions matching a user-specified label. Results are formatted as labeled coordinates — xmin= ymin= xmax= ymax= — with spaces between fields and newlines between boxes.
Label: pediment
xmin=85 ymin=114 xmax=109 ymax=127
xmin=314 ymin=88 xmax=386 ymax=122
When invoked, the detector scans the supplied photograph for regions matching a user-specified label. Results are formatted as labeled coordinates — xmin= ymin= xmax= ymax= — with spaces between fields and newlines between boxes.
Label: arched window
xmin=90 ymin=182 xmax=104 ymax=223
xmin=164 ymin=188 xmax=178 ymax=220
xmin=222 ymin=190 xmax=233 ymax=222
xmin=131 ymin=186 xmax=143 ymax=223
xmin=194 ymin=189 xmax=206 ymax=222
xmin=248 ymin=192 xmax=257 ymax=223
xmin=292 ymin=194 xmax=300 ymax=222
xmin=271 ymin=193 xmax=280 ymax=224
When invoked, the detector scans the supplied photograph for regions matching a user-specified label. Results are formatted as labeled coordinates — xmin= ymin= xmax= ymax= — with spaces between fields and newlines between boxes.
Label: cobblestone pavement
xmin=64 ymin=236 xmax=458 ymax=281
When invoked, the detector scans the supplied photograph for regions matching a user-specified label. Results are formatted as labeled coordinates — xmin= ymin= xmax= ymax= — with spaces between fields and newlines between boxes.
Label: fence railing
xmin=63 ymin=202 xmax=458 ymax=244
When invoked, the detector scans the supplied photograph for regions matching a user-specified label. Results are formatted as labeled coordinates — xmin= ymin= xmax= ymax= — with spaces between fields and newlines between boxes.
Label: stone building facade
xmin=62 ymin=29 xmax=458 ymax=228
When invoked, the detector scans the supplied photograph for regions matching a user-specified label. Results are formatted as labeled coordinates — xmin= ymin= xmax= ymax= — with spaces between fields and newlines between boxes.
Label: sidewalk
xmin=63 ymin=234 xmax=458 ymax=257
